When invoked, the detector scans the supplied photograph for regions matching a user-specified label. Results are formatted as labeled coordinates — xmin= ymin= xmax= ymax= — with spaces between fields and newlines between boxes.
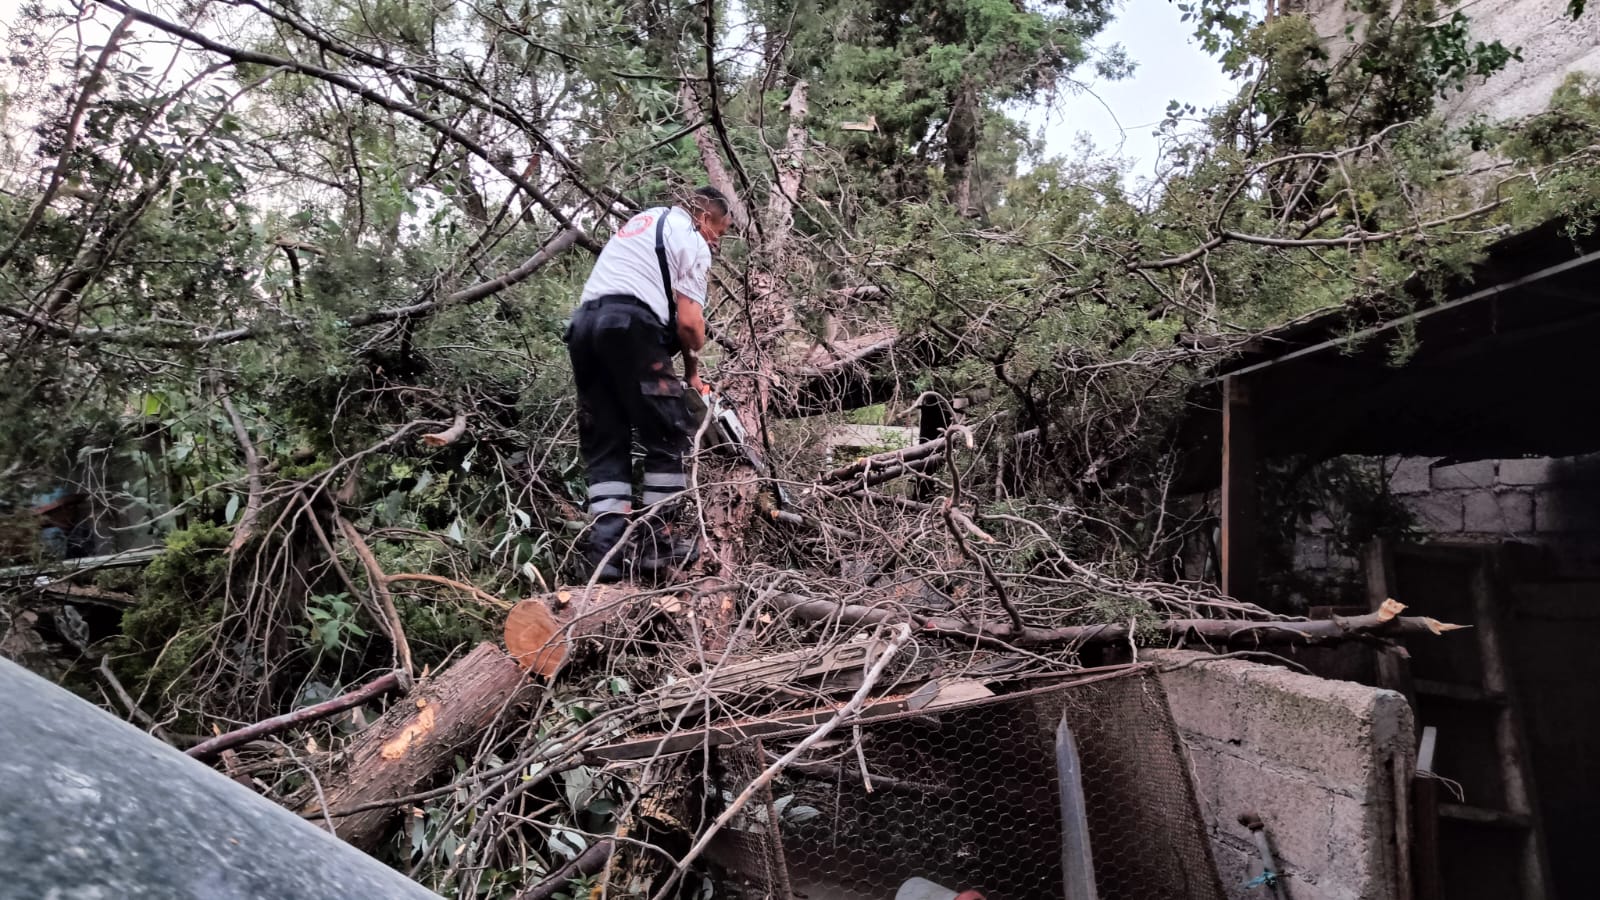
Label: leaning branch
xmin=54 ymin=227 xmax=581 ymax=348
xmin=215 ymin=380 xmax=263 ymax=553
xmin=514 ymin=839 xmax=617 ymax=900
xmin=343 ymin=229 xmax=582 ymax=330
xmin=0 ymin=12 xmax=133 ymax=272
xmin=335 ymin=515 xmax=414 ymax=676
xmin=1135 ymin=199 xmax=1510 ymax=269
xmin=187 ymin=669 xmax=409 ymax=761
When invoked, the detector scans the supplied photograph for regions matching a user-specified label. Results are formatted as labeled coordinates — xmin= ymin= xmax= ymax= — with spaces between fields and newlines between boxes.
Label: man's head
xmin=686 ymin=185 xmax=733 ymax=250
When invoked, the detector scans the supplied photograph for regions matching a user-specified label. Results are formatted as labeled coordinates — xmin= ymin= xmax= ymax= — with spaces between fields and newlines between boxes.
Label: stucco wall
xmin=1155 ymin=651 xmax=1416 ymax=900
xmin=1295 ymin=0 xmax=1600 ymax=123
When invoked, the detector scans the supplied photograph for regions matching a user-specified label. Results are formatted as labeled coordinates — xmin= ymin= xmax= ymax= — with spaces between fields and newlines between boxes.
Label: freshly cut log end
xmin=305 ymin=642 xmax=532 ymax=850
xmin=503 ymin=585 xmax=654 ymax=678
xmin=504 ymin=598 xmax=569 ymax=678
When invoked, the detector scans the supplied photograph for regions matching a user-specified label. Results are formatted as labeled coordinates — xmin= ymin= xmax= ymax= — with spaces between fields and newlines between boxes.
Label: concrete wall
xmin=1155 ymin=650 xmax=1416 ymax=900
xmin=1295 ymin=0 xmax=1600 ymax=124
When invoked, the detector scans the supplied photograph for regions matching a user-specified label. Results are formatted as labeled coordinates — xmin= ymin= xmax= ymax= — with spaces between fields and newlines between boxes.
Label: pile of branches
xmin=86 ymin=421 xmax=1455 ymax=900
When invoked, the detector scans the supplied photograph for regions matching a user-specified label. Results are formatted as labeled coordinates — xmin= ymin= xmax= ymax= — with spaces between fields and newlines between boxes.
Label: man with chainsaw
xmin=565 ymin=186 xmax=733 ymax=582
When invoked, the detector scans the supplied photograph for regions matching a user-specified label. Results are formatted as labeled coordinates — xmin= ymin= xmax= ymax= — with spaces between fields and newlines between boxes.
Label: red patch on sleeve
xmin=616 ymin=213 xmax=654 ymax=239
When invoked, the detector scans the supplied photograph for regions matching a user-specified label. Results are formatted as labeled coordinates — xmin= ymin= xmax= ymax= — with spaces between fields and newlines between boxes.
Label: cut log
xmin=503 ymin=585 xmax=647 ymax=678
xmin=306 ymin=642 xmax=533 ymax=849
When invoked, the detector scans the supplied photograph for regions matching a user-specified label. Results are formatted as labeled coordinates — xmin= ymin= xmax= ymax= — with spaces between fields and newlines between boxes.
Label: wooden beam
xmin=0 ymin=547 xmax=162 ymax=582
xmin=1221 ymin=375 xmax=1259 ymax=603
xmin=1366 ymin=539 xmax=1416 ymax=706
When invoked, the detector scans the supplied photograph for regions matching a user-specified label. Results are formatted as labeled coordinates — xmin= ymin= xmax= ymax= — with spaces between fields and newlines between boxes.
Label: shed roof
xmin=1177 ymin=219 xmax=1600 ymax=486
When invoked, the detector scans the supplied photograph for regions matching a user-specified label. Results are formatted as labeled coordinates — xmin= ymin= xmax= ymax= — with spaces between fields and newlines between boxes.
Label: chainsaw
xmin=682 ymin=383 xmax=790 ymax=509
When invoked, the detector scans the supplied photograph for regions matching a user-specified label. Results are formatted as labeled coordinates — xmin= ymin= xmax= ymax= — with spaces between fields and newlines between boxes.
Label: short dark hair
xmin=689 ymin=185 xmax=731 ymax=220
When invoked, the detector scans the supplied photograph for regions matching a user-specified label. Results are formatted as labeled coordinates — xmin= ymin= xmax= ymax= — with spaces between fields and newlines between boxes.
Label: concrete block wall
xmin=1154 ymin=651 xmax=1416 ymax=900
xmin=1293 ymin=453 xmax=1600 ymax=584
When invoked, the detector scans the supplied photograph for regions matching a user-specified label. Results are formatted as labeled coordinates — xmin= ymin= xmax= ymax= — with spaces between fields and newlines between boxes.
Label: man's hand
xmin=687 ymin=373 xmax=710 ymax=396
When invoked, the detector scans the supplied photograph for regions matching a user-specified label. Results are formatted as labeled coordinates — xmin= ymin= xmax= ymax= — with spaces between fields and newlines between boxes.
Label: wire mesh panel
xmin=708 ymin=668 xmax=1225 ymax=900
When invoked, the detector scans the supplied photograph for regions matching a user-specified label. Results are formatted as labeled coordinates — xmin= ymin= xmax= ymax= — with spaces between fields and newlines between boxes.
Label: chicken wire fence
xmin=702 ymin=668 xmax=1226 ymax=900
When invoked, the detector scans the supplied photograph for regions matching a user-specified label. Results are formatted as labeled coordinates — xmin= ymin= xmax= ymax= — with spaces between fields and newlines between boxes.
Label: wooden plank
xmin=587 ymin=678 xmax=993 ymax=763
xmin=1412 ymin=678 xmax=1505 ymax=705
xmin=1220 ymin=375 xmax=1258 ymax=604
xmin=1471 ymin=554 xmax=1552 ymax=899
xmin=1365 ymin=540 xmax=1416 ymax=707
xmin=643 ymin=639 xmax=880 ymax=715
xmin=1413 ymin=775 xmax=1443 ymax=900
xmin=1438 ymin=803 xmax=1530 ymax=829
xmin=1391 ymin=739 xmax=1415 ymax=900
xmin=0 ymin=546 xmax=162 ymax=582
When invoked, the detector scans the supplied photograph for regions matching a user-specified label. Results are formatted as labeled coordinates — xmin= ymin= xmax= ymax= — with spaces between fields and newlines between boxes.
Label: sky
xmin=1026 ymin=0 xmax=1241 ymax=183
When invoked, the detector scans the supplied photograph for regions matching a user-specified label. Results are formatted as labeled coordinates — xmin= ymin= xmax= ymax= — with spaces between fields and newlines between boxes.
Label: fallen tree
xmin=1 ymin=2 xmax=1574 ymax=898
xmin=301 ymin=643 xmax=532 ymax=850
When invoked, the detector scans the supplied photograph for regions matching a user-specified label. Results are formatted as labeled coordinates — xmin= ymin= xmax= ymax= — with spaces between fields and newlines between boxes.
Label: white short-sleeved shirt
xmin=579 ymin=206 xmax=712 ymax=326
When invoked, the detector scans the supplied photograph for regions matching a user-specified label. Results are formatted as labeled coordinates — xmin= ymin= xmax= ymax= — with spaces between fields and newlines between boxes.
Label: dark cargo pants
xmin=565 ymin=295 xmax=691 ymax=569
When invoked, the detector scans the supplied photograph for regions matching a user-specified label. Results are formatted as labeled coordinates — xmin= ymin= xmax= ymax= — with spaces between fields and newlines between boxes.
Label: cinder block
xmin=1154 ymin=651 xmax=1413 ymax=789
xmin=1431 ymin=460 xmax=1495 ymax=490
xmin=1464 ymin=490 xmax=1534 ymax=534
xmin=1499 ymin=456 xmax=1556 ymax=485
xmin=1157 ymin=651 xmax=1412 ymax=900
xmin=1204 ymin=754 xmax=1335 ymax=875
xmin=1278 ymin=878 xmax=1361 ymax=900
xmin=1207 ymin=837 xmax=1258 ymax=900
xmin=1156 ymin=664 xmax=1247 ymax=745
xmin=1387 ymin=457 xmax=1435 ymax=495
xmin=1329 ymin=793 xmax=1394 ymax=896
xmin=1501 ymin=453 xmax=1600 ymax=486
xmin=1326 ymin=550 xmax=1361 ymax=572
xmin=1405 ymin=492 xmax=1465 ymax=532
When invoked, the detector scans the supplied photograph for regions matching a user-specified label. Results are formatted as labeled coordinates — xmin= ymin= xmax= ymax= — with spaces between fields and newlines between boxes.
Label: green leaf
xmin=224 ymin=494 xmax=240 ymax=524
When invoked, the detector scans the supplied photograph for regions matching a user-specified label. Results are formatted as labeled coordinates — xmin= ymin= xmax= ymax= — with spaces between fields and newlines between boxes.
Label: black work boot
xmin=636 ymin=514 xmax=700 ymax=578
xmin=583 ymin=513 xmax=631 ymax=583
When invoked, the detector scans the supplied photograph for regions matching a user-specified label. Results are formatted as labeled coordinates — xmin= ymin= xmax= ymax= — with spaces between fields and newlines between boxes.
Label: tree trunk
xmin=305 ymin=642 xmax=533 ymax=849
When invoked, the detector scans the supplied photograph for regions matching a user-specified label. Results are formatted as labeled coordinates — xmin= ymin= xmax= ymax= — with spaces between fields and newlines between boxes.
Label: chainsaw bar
xmin=683 ymin=385 xmax=790 ymax=508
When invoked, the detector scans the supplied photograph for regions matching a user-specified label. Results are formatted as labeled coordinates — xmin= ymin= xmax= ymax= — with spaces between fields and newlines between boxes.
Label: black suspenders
xmin=655 ymin=209 xmax=678 ymax=350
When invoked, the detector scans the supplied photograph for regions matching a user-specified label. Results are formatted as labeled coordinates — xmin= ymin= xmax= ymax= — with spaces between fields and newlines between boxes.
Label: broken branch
xmin=942 ymin=497 xmax=1026 ymax=634
xmin=420 ymin=413 xmax=469 ymax=448
xmin=187 ymin=669 xmax=409 ymax=761
xmin=514 ymin=839 xmax=617 ymax=900
xmin=648 ymin=623 xmax=914 ymax=900
xmin=770 ymin=592 xmax=1464 ymax=648
xmin=384 ymin=572 xmax=514 ymax=611
xmin=335 ymin=514 xmax=414 ymax=676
